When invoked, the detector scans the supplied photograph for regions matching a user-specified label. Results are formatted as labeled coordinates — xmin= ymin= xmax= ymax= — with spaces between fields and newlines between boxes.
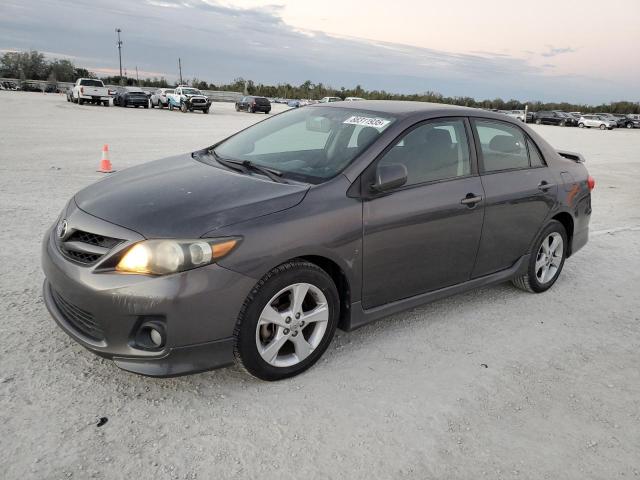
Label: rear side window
xmin=379 ymin=119 xmax=471 ymax=186
xmin=527 ymin=139 xmax=545 ymax=167
xmin=474 ymin=120 xmax=529 ymax=172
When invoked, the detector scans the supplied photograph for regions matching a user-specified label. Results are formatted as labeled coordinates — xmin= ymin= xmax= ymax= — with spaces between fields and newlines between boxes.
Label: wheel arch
xmin=297 ymin=255 xmax=352 ymax=331
xmin=551 ymin=211 xmax=574 ymax=256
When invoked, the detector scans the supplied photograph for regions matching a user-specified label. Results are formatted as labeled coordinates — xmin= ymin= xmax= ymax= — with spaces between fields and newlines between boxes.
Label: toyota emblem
xmin=57 ymin=219 xmax=68 ymax=239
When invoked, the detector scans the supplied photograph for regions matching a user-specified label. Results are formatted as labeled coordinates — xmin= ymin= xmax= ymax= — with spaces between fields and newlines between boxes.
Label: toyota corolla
xmin=42 ymin=101 xmax=594 ymax=380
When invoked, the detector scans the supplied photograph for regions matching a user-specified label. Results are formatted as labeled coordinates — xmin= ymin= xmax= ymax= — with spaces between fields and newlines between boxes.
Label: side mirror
xmin=371 ymin=164 xmax=408 ymax=192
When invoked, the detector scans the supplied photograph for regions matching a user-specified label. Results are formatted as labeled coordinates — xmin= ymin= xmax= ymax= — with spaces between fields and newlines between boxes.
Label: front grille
xmin=66 ymin=230 xmax=121 ymax=249
xmin=51 ymin=289 xmax=104 ymax=341
xmin=62 ymin=249 xmax=101 ymax=264
xmin=60 ymin=229 xmax=122 ymax=265
xmin=191 ymin=98 xmax=205 ymax=104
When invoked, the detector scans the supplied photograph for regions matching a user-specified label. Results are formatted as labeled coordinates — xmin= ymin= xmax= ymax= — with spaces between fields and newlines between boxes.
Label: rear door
xmin=362 ymin=118 xmax=485 ymax=308
xmin=470 ymin=118 xmax=557 ymax=277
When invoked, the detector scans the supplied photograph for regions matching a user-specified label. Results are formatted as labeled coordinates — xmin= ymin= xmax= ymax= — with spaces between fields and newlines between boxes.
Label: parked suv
xmin=534 ymin=111 xmax=571 ymax=126
xmin=595 ymin=113 xmax=621 ymax=128
xmin=150 ymin=88 xmax=174 ymax=108
xmin=578 ymin=115 xmax=615 ymax=130
xmin=235 ymin=96 xmax=271 ymax=114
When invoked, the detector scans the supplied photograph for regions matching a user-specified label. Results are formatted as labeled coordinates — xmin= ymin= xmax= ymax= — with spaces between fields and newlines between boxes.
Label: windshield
xmin=211 ymin=106 xmax=396 ymax=183
xmin=181 ymin=88 xmax=201 ymax=95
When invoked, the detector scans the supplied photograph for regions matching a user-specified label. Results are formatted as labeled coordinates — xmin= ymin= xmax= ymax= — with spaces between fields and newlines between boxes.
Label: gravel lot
xmin=1 ymin=92 xmax=639 ymax=480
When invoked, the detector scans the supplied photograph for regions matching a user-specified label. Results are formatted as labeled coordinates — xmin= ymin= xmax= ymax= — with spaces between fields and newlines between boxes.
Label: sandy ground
xmin=1 ymin=92 xmax=639 ymax=480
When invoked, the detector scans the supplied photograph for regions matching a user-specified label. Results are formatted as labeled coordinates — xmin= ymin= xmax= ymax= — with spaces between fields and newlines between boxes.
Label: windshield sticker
xmin=343 ymin=116 xmax=391 ymax=129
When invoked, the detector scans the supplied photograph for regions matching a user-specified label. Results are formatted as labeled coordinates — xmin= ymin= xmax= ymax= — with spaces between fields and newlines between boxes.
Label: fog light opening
xmin=133 ymin=320 xmax=166 ymax=350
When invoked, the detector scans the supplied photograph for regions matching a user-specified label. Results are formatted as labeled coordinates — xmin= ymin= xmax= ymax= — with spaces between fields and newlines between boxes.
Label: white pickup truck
xmin=72 ymin=78 xmax=110 ymax=106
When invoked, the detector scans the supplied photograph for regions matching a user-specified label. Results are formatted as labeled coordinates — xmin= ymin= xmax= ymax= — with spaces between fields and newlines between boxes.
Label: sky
xmin=1 ymin=0 xmax=639 ymax=103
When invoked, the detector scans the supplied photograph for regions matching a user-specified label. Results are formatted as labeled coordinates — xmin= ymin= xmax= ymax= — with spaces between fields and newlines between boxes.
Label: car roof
xmin=308 ymin=100 xmax=507 ymax=120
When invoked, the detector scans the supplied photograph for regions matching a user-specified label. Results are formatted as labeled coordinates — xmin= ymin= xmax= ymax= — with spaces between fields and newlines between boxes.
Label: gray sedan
xmin=42 ymin=101 xmax=594 ymax=380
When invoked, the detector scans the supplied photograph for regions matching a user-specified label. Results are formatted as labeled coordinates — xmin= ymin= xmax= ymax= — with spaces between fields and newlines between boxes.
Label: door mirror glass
xmin=372 ymin=164 xmax=407 ymax=192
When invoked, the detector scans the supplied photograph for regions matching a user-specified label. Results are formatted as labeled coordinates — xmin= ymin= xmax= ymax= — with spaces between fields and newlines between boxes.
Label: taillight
xmin=587 ymin=175 xmax=595 ymax=191
xmin=80 ymin=87 xmax=84 ymax=94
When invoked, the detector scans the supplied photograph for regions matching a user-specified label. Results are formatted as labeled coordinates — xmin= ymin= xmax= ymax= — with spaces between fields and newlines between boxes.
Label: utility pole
xmin=115 ymin=28 xmax=123 ymax=84
xmin=135 ymin=66 xmax=139 ymax=85
xmin=178 ymin=58 xmax=183 ymax=85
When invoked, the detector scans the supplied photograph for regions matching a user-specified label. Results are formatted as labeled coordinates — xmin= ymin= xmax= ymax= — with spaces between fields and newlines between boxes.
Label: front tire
xmin=600 ymin=124 xmax=606 ymax=130
xmin=578 ymin=123 xmax=584 ymax=128
xmin=512 ymin=220 xmax=567 ymax=293
xmin=180 ymin=102 xmax=188 ymax=113
xmin=535 ymin=119 xmax=542 ymax=125
xmin=233 ymin=260 xmax=339 ymax=381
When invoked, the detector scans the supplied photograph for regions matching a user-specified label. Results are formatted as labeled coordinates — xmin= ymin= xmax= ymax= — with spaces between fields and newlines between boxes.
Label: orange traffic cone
xmin=97 ymin=144 xmax=115 ymax=173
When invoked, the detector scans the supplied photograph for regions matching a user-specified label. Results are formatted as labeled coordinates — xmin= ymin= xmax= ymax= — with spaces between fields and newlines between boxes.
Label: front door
xmin=362 ymin=118 xmax=485 ymax=309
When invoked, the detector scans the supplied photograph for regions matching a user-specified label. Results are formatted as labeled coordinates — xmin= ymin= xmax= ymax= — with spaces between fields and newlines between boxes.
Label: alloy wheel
xmin=535 ymin=232 xmax=563 ymax=284
xmin=255 ymin=283 xmax=329 ymax=368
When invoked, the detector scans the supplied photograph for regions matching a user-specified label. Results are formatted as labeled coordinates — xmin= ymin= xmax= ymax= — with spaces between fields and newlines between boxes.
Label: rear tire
xmin=535 ymin=119 xmax=541 ymax=125
xmin=578 ymin=123 xmax=584 ymax=128
xmin=78 ymin=98 xmax=84 ymax=105
xmin=626 ymin=123 xmax=633 ymax=129
xmin=512 ymin=220 xmax=567 ymax=293
xmin=233 ymin=260 xmax=339 ymax=381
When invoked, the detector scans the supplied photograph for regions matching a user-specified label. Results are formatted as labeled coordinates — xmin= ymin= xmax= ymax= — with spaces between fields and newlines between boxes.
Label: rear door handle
xmin=460 ymin=194 xmax=483 ymax=206
xmin=538 ymin=181 xmax=555 ymax=191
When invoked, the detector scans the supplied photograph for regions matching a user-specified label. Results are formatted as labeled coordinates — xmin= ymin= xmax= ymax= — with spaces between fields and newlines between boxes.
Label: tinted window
xmin=379 ymin=119 xmax=471 ymax=186
xmin=527 ymin=139 xmax=545 ymax=167
xmin=475 ymin=120 xmax=529 ymax=172
xmin=79 ymin=79 xmax=103 ymax=87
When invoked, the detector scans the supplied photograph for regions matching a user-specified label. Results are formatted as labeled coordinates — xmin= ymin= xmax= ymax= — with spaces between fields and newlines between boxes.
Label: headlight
xmin=116 ymin=238 xmax=240 ymax=275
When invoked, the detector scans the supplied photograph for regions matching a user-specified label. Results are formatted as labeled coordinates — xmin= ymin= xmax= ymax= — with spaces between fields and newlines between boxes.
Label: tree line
xmin=2 ymin=50 xmax=638 ymax=114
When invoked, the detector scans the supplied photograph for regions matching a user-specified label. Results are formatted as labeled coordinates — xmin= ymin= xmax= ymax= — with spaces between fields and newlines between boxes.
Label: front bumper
xmin=41 ymin=203 xmax=256 ymax=376
xmin=186 ymin=98 xmax=211 ymax=110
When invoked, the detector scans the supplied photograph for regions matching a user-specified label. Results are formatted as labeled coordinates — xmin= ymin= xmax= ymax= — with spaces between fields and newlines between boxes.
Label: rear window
xmin=79 ymin=79 xmax=104 ymax=87
xmin=254 ymin=97 xmax=270 ymax=105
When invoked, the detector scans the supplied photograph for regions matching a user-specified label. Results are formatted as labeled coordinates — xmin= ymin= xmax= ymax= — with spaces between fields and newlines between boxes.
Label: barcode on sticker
xmin=343 ymin=116 xmax=391 ymax=129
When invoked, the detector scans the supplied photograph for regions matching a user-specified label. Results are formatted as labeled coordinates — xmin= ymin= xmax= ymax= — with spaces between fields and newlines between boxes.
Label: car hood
xmin=74 ymin=153 xmax=309 ymax=238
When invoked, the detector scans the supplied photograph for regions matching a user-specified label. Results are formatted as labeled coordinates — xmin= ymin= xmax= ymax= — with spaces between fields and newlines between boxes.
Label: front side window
xmin=211 ymin=107 xmax=396 ymax=183
xmin=474 ymin=120 xmax=530 ymax=172
xmin=378 ymin=119 xmax=471 ymax=186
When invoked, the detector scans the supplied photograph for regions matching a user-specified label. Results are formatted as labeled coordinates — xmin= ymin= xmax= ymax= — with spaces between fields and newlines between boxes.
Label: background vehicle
xmin=72 ymin=78 xmax=110 ymax=106
xmin=578 ymin=115 xmax=615 ymax=130
xmin=624 ymin=114 xmax=640 ymax=128
xmin=42 ymin=102 xmax=593 ymax=381
xmin=236 ymin=96 xmax=271 ymax=113
xmin=535 ymin=111 xmax=571 ymax=126
xmin=150 ymin=88 xmax=174 ymax=108
xmin=113 ymin=87 xmax=149 ymax=108
xmin=166 ymin=86 xmax=211 ymax=114
xmin=506 ymin=110 xmax=525 ymax=122
xmin=345 ymin=97 xmax=365 ymax=101
xmin=611 ymin=114 xmax=636 ymax=129
xmin=318 ymin=96 xmax=342 ymax=103
xmin=595 ymin=113 xmax=621 ymax=128
xmin=1 ymin=80 xmax=18 ymax=90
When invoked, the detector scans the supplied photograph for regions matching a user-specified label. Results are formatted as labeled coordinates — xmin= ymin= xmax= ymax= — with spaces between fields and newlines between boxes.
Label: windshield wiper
xmin=210 ymin=150 xmax=287 ymax=183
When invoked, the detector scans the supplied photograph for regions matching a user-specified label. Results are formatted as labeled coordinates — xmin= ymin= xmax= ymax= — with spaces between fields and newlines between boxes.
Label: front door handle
xmin=538 ymin=181 xmax=555 ymax=191
xmin=460 ymin=193 xmax=483 ymax=206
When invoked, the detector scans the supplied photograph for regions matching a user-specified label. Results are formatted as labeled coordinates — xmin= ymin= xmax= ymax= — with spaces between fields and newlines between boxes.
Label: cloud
xmin=541 ymin=46 xmax=576 ymax=58
xmin=0 ymin=0 xmax=623 ymax=103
